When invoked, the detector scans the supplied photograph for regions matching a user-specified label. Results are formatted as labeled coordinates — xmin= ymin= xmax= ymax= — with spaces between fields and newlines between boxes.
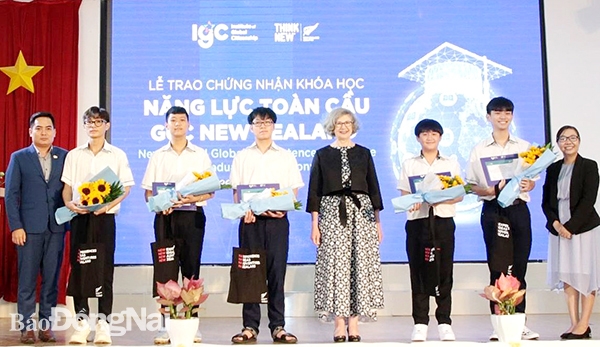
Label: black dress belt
xmin=328 ymin=188 xmax=362 ymax=227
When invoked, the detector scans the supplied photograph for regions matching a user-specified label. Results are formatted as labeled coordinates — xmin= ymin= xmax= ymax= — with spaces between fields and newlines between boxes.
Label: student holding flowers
xmin=307 ymin=108 xmax=384 ymax=343
xmin=397 ymin=119 xmax=461 ymax=342
xmin=61 ymin=106 xmax=135 ymax=344
xmin=542 ymin=125 xmax=600 ymax=340
xmin=229 ymin=107 xmax=304 ymax=344
xmin=465 ymin=97 xmax=539 ymax=340
xmin=141 ymin=106 xmax=213 ymax=344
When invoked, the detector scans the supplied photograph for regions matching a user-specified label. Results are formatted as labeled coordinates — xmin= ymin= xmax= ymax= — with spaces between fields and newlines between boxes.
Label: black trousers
xmin=406 ymin=217 xmax=455 ymax=325
xmin=70 ymin=214 xmax=115 ymax=320
xmin=481 ymin=200 xmax=532 ymax=314
xmin=238 ymin=216 xmax=289 ymax=335
xmin=153 ymin=208 xmax=206 ymax=282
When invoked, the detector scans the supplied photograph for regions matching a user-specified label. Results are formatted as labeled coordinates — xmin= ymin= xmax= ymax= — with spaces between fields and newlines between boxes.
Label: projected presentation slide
xmin=110 ymin=0 xmax=546 ymax=264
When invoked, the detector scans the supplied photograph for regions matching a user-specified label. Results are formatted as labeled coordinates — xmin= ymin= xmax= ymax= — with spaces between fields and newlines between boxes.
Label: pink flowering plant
xmin=156 ymin=277 xmax=208 ymax=319
xmin=480 ymin=273 xmax=525 ymax=315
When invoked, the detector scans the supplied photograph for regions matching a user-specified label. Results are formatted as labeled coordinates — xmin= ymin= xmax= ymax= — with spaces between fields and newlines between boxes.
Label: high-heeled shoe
xmin=347 ymin=327 xmax=361 ymax=342
xmin=333 ymin=335 xmax=346 ymax=343
xmin=564 ymin=326 xmax=591 ymax=340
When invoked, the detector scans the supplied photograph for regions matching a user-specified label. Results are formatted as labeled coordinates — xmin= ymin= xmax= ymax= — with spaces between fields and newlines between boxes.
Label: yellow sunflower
xmin=87 ymin=191 xmax=105 ymax=205
xmin=80 ymin=196 xmax=92 ymax=206
xmin=78 ymin=182 xmax=95 ymax=197
xmin=94 ymin=179 xmax=111 ymax=197
xmin=193 ymin=171 xmax=212 ymax=180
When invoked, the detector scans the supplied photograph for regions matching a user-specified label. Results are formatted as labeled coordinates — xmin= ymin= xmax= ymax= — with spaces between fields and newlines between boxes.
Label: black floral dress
xmin=313 ymin=146 xmax=384 ymax=318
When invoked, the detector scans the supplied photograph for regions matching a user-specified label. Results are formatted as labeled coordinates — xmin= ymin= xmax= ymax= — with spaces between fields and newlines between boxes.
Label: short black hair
xmin=414 ymin=119 xmax=443 ymax=136
xmin=165 ymin=106 xmax=189 ymax=122
xmin=556 ymin=125 xmax=580 ymax=142
xmin=247 ymin=107 xmax=277 ymax=124
xmin=486 ymin=97 xmax=514 ymax=114
xmin=83 ymin=106 xmax=110 ymax=122
xmin=29 ymin=112 xmax=55 ymax=128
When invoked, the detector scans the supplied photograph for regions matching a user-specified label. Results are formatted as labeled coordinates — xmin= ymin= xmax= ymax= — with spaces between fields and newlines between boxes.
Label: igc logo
xmin=192 ymin=22 xmax=228 ymax=49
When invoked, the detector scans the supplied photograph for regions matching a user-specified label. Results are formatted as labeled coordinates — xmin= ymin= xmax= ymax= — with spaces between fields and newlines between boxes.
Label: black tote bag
xmin=151 ymin=215 xmax=180 ymax=297
xmin=489 ymin=211 xmax=514 ymax=275
xmin=227 ymin=247 xmax=269 ymax=304
xmin=67 ymin=217 xmax=105 ymax=298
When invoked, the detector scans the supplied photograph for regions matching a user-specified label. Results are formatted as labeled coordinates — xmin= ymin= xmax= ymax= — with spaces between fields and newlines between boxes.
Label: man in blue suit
xmin=5 ymin=112 xmax=68 ymax=344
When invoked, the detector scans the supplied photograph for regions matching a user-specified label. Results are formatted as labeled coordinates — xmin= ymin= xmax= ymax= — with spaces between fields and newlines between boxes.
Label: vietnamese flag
xmin=0 ymin=0 xmax=81 ymax=304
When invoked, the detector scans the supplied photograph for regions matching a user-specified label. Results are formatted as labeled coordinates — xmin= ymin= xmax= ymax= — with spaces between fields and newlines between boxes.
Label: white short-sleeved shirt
xmin=141 ymin=142 xmax=213 ymax=207
xmin=62 ymin=141 xmax=135 ymax=214
xmin=397 ymin=153 xmax=462 ymax=220
xmin=466 ymin=135 xmax=531 ymax=202
xmin=229 ymin=142 xmax=304 ymax=192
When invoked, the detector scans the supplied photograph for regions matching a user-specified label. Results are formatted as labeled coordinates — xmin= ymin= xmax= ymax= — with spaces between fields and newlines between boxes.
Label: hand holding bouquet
xmin=147 ymin=168 xmax=228 ymax=212
xmin=392 ymin=173 xmax=469 ymax=213
xmin=221 ymin=188 xmax=301 ymax=220
xmin=55 ymin=167 xmax=124 ymax=224
xmin=497 ymin=143 xmax=556 ymax=208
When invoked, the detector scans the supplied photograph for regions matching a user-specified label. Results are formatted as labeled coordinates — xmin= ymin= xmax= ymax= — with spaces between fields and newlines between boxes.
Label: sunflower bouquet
xmin=55 ymin=166 xmax=124 ymax=224
xmin=221 ymin=188 xmax=301 ymax=220
xmin=78 ymin=179 xmax=124 ymax=207
xmin=497 ymin=143 xmax=556 ymax=208
xmin=392 ymin=172 xmax=468 ymax=213
xmin=147 ymin=168 xmax=227 ymax=212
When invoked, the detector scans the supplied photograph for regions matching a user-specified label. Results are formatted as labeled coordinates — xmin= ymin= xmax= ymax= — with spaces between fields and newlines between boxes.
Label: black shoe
xmin=333 ymin=335 xmax=346 ymax=343
xmin=564 ymin=327 xmax=591 ymax=340
xmin=348 ymin=335 xmax=361 ymax=342
xmin=560 ymin=332 xmax=570 ymax=339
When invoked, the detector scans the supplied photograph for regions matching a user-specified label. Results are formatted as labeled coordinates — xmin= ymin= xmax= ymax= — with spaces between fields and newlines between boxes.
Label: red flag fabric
xmin=0 ymin=0 xmax=81 ymax=304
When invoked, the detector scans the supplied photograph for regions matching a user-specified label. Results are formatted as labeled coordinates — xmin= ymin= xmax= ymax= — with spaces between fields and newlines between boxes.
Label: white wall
xmin=2 ymin=0 xmax=599 ymax=318
xmin=544 ymin=0 xmax=600 ymax=156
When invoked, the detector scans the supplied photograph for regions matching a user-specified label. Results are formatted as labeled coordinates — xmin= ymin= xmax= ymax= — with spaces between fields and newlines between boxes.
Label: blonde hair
xmin=323 ymin=108 xmax=360 ymax=137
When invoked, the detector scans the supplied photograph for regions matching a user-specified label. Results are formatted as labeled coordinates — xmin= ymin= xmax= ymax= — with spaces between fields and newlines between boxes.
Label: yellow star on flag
xmin=0 ymin=50 xmax=44 ymax=95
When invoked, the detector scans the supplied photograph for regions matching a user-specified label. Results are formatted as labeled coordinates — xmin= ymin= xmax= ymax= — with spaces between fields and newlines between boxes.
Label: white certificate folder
xmin=479 ymin=153 xmax=519 ymax=186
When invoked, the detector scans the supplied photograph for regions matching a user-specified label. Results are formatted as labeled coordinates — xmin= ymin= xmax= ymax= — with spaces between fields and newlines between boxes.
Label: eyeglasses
xmin=84 ymin=119 xmax=107 ymax=127
xmin=252 ymin=120 xmax=274 ymax=127
xmin=334 ymin=121 xmax=354 ymax=128
xmin=558 ymin=135 xmax=579 ymax=143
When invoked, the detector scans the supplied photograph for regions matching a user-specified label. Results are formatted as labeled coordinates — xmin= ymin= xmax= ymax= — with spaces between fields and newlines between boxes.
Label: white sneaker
xmin=69 ymin=320 xmax=91 ymax=344
xmin=93 ymin=320 xmax=112 ymax=344
xmin=154 ymin=328 xmax=170 ymax=344
xmin=194 ymin=330 xmax=202 ymax=343
xmin=489 ymin=331 xmax=498 ymax=341
xmin=438 ymin=324 xmax=455 ymax=341
xmin=411 ymin=324 xmax=428 ymax=342
xmin=522 ymin=326 xmax=540 ymax=340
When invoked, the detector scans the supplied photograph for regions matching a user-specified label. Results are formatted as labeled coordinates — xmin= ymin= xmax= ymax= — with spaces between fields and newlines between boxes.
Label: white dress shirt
xmin=229 ymin=141 xmax=304 ymax=191
xmin=466 ymin=135 xmax=531 ymax=202
xmin=141 ymin=142 xmax=213 ymax=207
xmin=61 ymin=141 xmax=135 ymax=214
xmin=398 ymin=153 xmax=462 ymax=220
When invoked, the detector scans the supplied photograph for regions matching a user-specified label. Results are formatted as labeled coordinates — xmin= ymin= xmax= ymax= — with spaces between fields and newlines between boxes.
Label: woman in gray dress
xmin=542 ymin=125 xmax=600 ymax=340
xmin=307 ymin=108 xmax=384 ymax=342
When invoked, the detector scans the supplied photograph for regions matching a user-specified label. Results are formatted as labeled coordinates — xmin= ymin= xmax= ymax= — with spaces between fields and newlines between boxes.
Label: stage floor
xmin=1 ymin=314 xmax=598 ymax=346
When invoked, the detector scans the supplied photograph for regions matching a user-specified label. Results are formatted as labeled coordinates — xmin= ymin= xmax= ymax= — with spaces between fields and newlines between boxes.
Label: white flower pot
xmin=490 ymin=313 xmax=526 ymax=343
xmin=165 ymin=317 xmax=199 ymax=347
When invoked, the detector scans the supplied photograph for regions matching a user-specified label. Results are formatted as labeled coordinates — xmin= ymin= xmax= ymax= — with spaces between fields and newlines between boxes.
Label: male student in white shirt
xmin=229 ymin=107 xmax=304 ymax=344
xmin=141 ymin=106 xmax=213 ymax=344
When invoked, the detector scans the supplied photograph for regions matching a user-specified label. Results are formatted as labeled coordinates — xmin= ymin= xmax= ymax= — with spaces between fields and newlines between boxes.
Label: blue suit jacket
xmin=5 ymin=145 xmax=68 ymax=234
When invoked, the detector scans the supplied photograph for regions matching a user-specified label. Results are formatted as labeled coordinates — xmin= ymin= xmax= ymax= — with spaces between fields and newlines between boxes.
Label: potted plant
xmin=156 ymin=277 xmax=208 ymax=347
xmin=480 ymin=273 xmax=526 ymax=343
